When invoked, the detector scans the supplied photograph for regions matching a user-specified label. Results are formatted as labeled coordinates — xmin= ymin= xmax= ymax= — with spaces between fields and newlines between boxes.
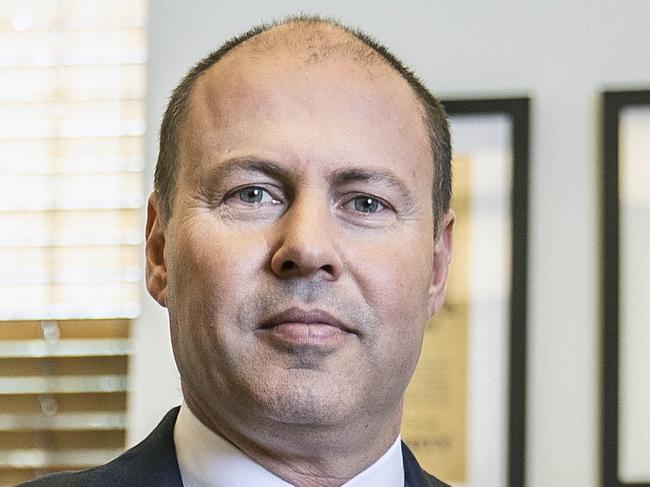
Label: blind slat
xmin=0 ymin=339 xmax=130 ymax=358
xmin=0 ymin=448 xmax=124 ymax=468
xmin=0 ymin=412 xmax=126 ymax=430
xmin=0 ymin=3 xmax=144 ymax=478
xmin=0 ymin=2 xmax=146 ymax=320
xmin=0 ymin=0 xmax=147 ymax=28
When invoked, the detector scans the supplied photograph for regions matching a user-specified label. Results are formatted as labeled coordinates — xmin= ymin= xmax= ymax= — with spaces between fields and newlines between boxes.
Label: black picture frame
xmin=441 ymin=98 xmax=530 ymax=487
xmin=601 ymin=89 xmax=650 ymax=487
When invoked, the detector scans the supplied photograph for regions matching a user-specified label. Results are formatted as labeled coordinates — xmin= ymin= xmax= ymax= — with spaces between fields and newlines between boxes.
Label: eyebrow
xmin=200 ymin=157 xmax=417 ymax=208
xmin=200 ymin=157 xmax=292 ymax=192
xmin=329 ymin=168 xmax=417 ymax=208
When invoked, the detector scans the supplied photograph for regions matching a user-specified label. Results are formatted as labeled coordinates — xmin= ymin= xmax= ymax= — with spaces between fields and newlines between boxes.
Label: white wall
xmin=130 ymin=1 xmax=650 ymax=486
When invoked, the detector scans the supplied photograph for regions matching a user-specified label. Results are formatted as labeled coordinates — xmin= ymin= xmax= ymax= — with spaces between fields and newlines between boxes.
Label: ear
xmin=427 ymin=210 xmax=455 ymax=317
xmin=145 ymin=192 xmax=168 ymax=307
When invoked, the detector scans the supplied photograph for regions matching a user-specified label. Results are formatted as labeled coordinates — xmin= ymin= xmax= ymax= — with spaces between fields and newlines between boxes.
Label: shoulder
xmin=17 ymin=467 xmax=99 ymax=487
xmin=401 ymin=441 xmax=451 ymax=487
xmin=18 ymin=407 xmax=183 ymax=487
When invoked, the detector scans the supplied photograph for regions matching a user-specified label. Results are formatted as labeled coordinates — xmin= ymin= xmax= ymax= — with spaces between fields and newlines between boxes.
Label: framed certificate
xmin=602 ymin=89 xmax=650 ymax=487
xmin=402 ymin=98 xmax=529 ymax=487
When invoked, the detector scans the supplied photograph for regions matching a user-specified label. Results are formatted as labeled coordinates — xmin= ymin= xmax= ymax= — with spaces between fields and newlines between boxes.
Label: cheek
xmin=347 ymin=234 xmax=433 ymax=369
xmin=169 ymin=221 xmax=266 ymax=298
xmin=350 ymin=233 xmax=433 ymax=319
xmin=165 ymin=221 xmax=272 ymax=382
xmin=165 ymin=220 xmax=273 ymax=351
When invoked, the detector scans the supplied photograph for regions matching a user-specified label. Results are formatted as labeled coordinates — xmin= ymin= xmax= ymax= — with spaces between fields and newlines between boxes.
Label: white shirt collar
xmin=173 ymin=403 xmax=404 ymax=487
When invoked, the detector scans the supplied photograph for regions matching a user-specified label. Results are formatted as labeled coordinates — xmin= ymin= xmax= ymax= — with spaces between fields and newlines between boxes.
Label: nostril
xmin=321 ymin=264 xmax=334 ymax=275
xmin=281 ymin=261 xmax=297 ymax=272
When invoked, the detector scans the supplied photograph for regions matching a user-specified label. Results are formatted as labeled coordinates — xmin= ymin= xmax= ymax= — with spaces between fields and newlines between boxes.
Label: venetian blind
xmin=0 ymin=1 xmax=146 ymax=483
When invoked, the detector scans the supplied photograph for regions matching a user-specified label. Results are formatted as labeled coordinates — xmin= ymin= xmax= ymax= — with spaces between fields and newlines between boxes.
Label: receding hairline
xmin=155 ymin=15 xmax=452 ymax=235
xmin=178 ymin=19 xmax=429 ymax=168
xmin=219 ymin=18 xmax=387 ymax=65
xmin=182 ymin=19 xmax=410 ymax=129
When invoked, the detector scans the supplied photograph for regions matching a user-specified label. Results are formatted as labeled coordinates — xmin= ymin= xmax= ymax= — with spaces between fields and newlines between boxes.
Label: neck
xmin=184 ymin=394 xmax=403 ymax=487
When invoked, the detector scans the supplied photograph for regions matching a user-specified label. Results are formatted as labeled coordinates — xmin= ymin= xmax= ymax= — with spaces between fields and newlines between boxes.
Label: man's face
xmin=147 ymin=50 xmax=453 ymax=432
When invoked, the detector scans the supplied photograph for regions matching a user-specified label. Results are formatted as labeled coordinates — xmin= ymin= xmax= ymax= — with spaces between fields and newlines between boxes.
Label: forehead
xmin=179 ymin=36 xmax=432 ymax=190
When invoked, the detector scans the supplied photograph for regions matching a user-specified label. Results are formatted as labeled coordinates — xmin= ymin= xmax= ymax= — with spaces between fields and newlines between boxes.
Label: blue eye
xmin=352 ymin=196 xmax=382 ymax=214
xmin=239 ymin=187 xmax=263 ymax=203
xmin=235 ymin=187 xmax=279 ymax=205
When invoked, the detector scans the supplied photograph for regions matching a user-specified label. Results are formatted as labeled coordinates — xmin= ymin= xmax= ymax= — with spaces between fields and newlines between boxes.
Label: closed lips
xmin=260 ymin=308 xmax=355 ymax=334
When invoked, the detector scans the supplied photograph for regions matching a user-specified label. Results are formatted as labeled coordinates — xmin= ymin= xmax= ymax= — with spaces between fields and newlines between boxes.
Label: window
xmin=0 ymin=1 xmax=147 ymax=482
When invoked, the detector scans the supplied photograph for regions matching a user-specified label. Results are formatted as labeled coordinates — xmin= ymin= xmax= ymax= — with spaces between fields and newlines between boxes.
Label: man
xmin=24 ymin=15 xmax=454 ymax=487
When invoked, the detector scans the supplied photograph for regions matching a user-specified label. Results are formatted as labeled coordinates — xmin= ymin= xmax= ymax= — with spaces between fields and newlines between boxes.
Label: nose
xmin=270 ymin=198 xmax=343 ymax=281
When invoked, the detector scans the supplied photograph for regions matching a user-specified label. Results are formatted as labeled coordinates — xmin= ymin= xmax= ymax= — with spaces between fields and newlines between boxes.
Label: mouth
xmin=258 ymin=307 xmax=356 ymax=349
xmin=260 ymin=307 xmax=354 ymax=332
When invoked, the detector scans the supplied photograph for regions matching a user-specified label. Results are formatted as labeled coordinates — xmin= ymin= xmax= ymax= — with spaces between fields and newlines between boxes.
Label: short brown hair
xmin=154 ymin=15 xmax=451 ymax=232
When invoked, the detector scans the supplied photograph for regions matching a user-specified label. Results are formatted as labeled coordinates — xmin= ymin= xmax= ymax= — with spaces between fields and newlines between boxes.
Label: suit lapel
xmin=106 ymin=406 xmax=184 ymax=486
xmin=401 ymin=442 xmax=450 ymax=487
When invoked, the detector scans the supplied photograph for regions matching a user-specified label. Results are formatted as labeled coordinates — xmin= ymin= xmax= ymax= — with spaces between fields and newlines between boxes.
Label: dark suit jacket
xmin=20 ymin=407 xmax=449 ymax=487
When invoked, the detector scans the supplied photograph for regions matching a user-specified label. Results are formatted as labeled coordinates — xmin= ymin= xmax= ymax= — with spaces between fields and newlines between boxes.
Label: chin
xmin=246 ymin=375 xmax=358 ymax=427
